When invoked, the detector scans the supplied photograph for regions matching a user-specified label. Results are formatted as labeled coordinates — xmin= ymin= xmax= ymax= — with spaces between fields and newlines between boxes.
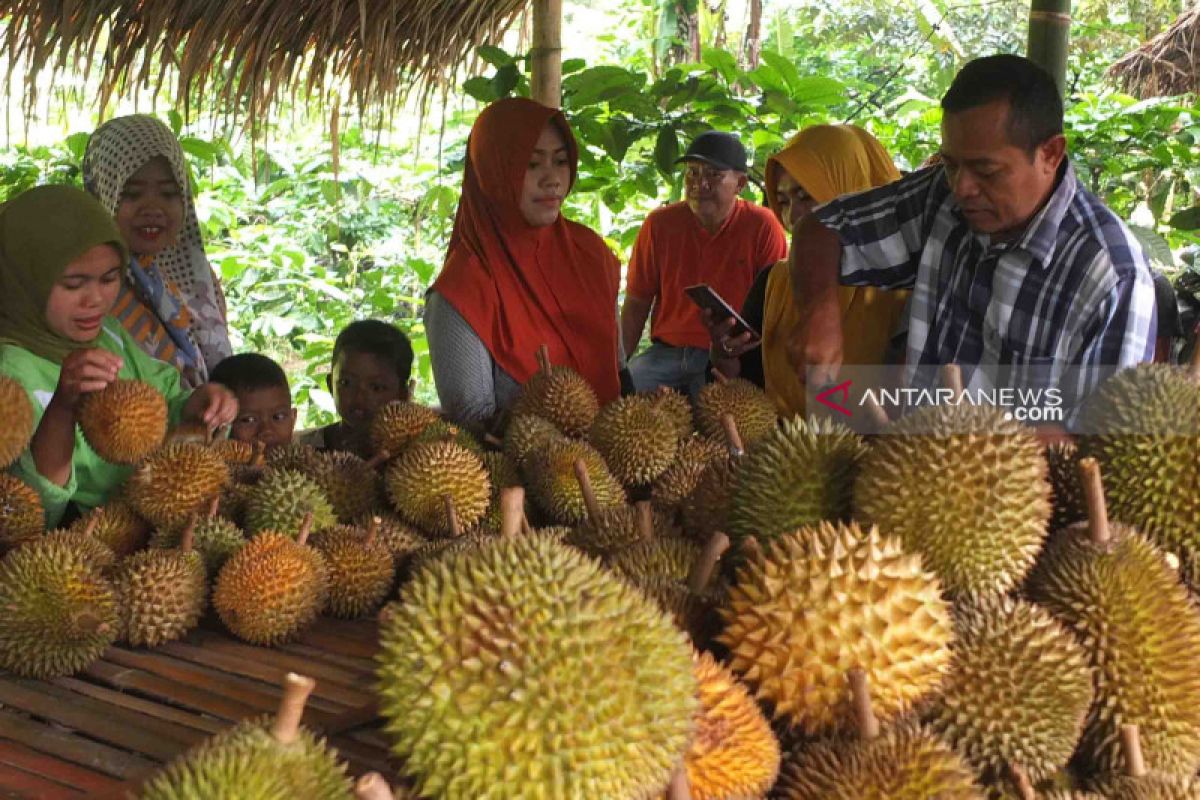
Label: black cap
xmin=675 ymin=130 xmax=747 ymax=173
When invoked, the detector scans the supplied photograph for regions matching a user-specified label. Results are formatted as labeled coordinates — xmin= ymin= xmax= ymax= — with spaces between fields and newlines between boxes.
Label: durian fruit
xmin=151 ymin=497 xmax=246 ymax=576
xmin=77 ymin=379 xmax=167 ymax=464
xmin=0 ymin=536 xmax=118 ymax=677
xmin=503 ymin=413 xmax=564 ymax=468
xmin=774 ymin=671 xmax=983 ymax=800
xmin=478 ymin=450 xmax=523 ymax=532
xmin=265 ymin=442 xmax=325 ymax=475
xmin=681 ymin=451 xmax=739 ymax=544
xmin=853 ymin=394 xmax=1050 ymax=598
xmin=525 ymin=439 xmax=624 ymax=525
xmin=568 ymin=498 xmax=658 ymax=557
xmin=510 ymin=345 xmax=600 ymax=438
xmin=164 ymin=421 xmax=213 ymax=447
xmin=1026 ymin=459 xmax=1200 ymax=778
xmin=140 ymin=672 xmax=353 ymax=800
xmin=0 ymin=474 xmax=44 ymax=551
xmin=0 ymin=375 xmax=33 ymax=468
xmin=114 ymin=515 xmax=206 ymax=647
xmin=212 ymin=515 xmax=329 ymax=645
xmin=356 ymin=512 xmax=422 ymax=573
xmin=609 ymin=533 xmax=701 ymax=584
xmin=718 ymin=521 xmax=953 ymax=734
xmin=922 ymin=596 xmax=1092 ymax=788
xmin=369 ymin=401 xmax=440 ymax=457
xmin=408 ymin=419 xmax=484 ymax=455
xmin=1047 ymin=442 xmax=1086 ymax=532
xmin=670 ymin=651 xmax=780 ymax=800
xmin=630 ymin=531 xmax=731 ymax=644
xmin=385 ymin=441 xmax=490 ymax=536
xmin=376 ymin=532 xmax=697 ymax=800
xmin=651 ymin=436 xmax=725 ymax=514
xmin=408 ymin=487 xmax=528 ymax=573
xmin=694 ymin=375 xmax=777 ymax=447
xmin=1089 ymin=724 xmax=1200 ymax=799
xmin=306 ymin=451 xmax=383 ymax=524
xmin=728 ymin=416 xmax=866 ymax=543
xmin=211 ymin=438 xmax=258 ymax=465
xmin=245 ymin=469 xmax=337 ymax=537
xmin=125 ymin=442 xmax=230 ymax=529
xmin=68 ymin=499 xmax=150 ymax=557
xmin=644 ymin=386 xmax=694 ymax=442
xmin=311 ymin=518 xmax=395 ymax=619
xmin=589 ymin=395 xmax=679 ymax=488
xmin=40 ymin=519 xmax=118 ymax=573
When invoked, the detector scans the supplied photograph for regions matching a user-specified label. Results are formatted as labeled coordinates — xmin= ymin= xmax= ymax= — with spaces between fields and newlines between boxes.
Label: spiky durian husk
xmin=728 ymin=416 xmax=866 ymax=542
xmin=151 ymin=516 xmax=246 ymax=576
xmin=775 ymin=722 xmax=984 ymax=800
xmin=923 ymin=596 xmax=1092 ymax=787
xmin=305 ymin=451 xmax=381 ymax=523
xmin=140 ymin=714 xmax=353 ymax=800
xmin=125 ymin=443 xmax=230 ymax=529
xmin=369 ymin=401 xmax=440 ymax=456
xmin=407 ymin=419 xmax=484 ymax=455
xmin=694 ymin=377 xmax=778 ymax=446
xmin=354 ymin=513 xmax=423 ymax=571
xmin=244 ymin=469 xmax=337 ymax=537
xmin=511 ymin=364 xmax=600 ymax=438
xmin=651 ymin=437 xmax=725 ymax=513
xmin=0 ymin=538 xmax=118 ymax=677
xmin=1026 ymin=523 xmax=1200 ymax=778
xmin=589 ymin=395 xmax=679 ymax=487
xmin=311 ymin=526 xmax=395 ymax=618
xmin=0 ymin=474 xmax=44 ymax=550
xmin=643 ymin=387 xmax=694 ymax=441
xmin=77 ymin=379 xmax=168 ymax=464
xmin=567 ymin=504 xmax=675 ymax=558
xmin=672 ymin=651 xmax=780 ymax=800
xmin=210 ymin=439 xmax=256 ymax=465
xmin=853 ymin=403 xmax=1050 ymax=598
xmin=384 ymin=441 xmax=490 ymax=536
xmin=524 ymin=438 xmax=625 ymax=526
xmin=212 ymin=533 xmax=328 ymax=645
xmin=633 ymin=578 xmax=722 ymax=642
xmin=1089 ymin=774 xmax=1200 ymax=799
xmin=607 ymin=536 xmax=700 ymax=584
xmin=0 ymin=375 xmax=33 ymax=469
xmin=114 ymin=549 xmax=206 ymax=647
xmin=503 ymin=413 xmax=564 ymax=468
xmin=407 ymin=530 xmax=495 ymax=573
xmin=265 ymin=442 xmax=324 ymax=475
xmin=69 ymin=499 xmax=150 ymax=557
xmin=1046 ymin=442 xmax=1086 ymax=532
xmin=38 ymin=529 xmax=117 ymax=573
xmin=718 ymin=521 xmax=953 ymax=735
xmin=681 ymin=455 xmax=739 ymax=544
xmin=377 ymin=534 xmax=696 ymax=800
xmin=1077 ymin=363 xmax=1200 ymax=571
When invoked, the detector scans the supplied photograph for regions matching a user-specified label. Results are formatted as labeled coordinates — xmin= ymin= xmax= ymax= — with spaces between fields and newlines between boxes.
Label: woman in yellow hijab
xmin=707 ymin=124 xmax=910 ymax=415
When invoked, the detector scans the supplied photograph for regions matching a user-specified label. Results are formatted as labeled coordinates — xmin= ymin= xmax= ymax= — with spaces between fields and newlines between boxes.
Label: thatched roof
xmin=1109 ymin=5 xmax=1200 ymax=98
xmin=0 ymin=0 xmax=527 ymax=125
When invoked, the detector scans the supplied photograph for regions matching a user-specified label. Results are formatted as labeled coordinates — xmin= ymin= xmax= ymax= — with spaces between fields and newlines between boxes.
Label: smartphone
xmin=684 ymin=283 xmax=761 ymax=339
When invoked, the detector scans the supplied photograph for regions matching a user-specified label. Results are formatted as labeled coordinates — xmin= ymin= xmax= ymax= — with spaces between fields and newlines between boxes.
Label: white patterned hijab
xmin=82 ymin=114 xmax=232 ymax=370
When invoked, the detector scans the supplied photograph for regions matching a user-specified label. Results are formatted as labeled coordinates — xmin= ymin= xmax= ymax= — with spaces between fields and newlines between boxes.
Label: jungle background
xmin=0 ymin=0 xmax=1197 ymax=423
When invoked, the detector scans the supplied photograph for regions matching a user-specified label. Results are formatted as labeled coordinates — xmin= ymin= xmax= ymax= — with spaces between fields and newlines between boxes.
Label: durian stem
xmin=740 ymin=536 xmax=764 ymax=562
xmin=365 ymin=450 xmax=391 ymax=470
xmin=366 ymin=516 xmax=380 ymax=548
xmin=634 ymin=501 xmax=654 ymax=541
xmin=940 ymin=363 xmax=964 ymax=395
xmin=178 ymin=514 xmax=199 ymax=553
xmin=71 ymin=610 xmax=105 ymax=636
xmin=1121 ymin=723 xmax=1148 ymax=778
xmin=536 ymin=344 xmax=551 ymax=375
xmin=688 ymin=531 xmax=730 ymax=593
xmin=572 ymin=459 xmax=602 ymax=522
xmin=443 ymin=495 xmax=463 ymax=537
xmin=82 ymin=513 xmax=100 ymax=538
xmin=250 ymin=440 xmax=267 ymax=466
xmin=272 ymin=673 xmax=316 ymax=746
xmin=665 ymin=766 xmax=692 ymax=800
xmin=1078 ymin=457 xmax=1110 ymax=547
xmin=862 ymin=394 xmax=890 ymax=431
xmin=499 ymin=486 xmax=526 ymax=538
xmin=1007 ymin=763 xmax=1036 ymax=800
xmin=297 ymin=511 xmax=315 ymax=546
xmin=847 ymin=669 xmax=880 ymax=740
xmin=719 ymin=413 xmax=744 ymax=457
xmin=354 ymin=772 xmax=395 ymax=800
xmin=206 ymin=495 xmax=221 ymax=519
xmin=709 ymin=367 xmax=728 ymax=385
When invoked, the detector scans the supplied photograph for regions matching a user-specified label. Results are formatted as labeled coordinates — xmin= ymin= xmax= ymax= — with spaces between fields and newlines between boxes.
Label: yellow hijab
xmin=760 ymin=125 xmax=909 ymax=417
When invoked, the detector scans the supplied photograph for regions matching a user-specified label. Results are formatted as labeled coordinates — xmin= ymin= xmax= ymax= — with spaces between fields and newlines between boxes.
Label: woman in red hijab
xmin=426 ymin=98 xmax=622 ymax=430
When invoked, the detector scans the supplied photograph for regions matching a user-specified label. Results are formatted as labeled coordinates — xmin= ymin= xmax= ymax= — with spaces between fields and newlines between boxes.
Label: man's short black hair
xmin=333 ymin=320 xmax=414 ymax=384
xmin=941 ymin=54 xmax=1063 ymax=152
xmin=209 ymin=353 xmax=290 ymax=395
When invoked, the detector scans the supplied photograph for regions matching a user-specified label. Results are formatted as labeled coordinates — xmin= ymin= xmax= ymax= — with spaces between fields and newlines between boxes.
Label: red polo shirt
xmin=626 ymin=199 xmax=788 ymax=349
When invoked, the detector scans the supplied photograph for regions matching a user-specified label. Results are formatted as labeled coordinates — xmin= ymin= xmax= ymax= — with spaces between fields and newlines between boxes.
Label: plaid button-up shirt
xmin=814 ymin=161 xmax=1156 ymax=420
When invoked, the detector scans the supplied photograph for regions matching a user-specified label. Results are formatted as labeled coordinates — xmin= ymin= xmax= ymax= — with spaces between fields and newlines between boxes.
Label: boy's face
xmin=228 ymin=385 xmax=297 ymax=449
xmin=331 ymin=351 xmax=407 ymax=432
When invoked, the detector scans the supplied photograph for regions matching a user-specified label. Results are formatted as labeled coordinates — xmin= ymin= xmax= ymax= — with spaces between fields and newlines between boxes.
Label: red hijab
xmin=432 ymin=98 xmax=621 ymax=402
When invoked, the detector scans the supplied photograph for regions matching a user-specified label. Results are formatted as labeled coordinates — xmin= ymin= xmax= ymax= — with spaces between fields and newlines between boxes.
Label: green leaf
xmin=167 ymin=110 xmax=184 ymax=136
xmin=492 ymin=64 xmax=521 ymax=98
xmin=462 ymin=76 xmax=496 ymax=103
xmin=1170 ymin=206 xmax=1200 ymax=231
xmin=478 ymin=45 xmax=513 ymax=67
xmin=64 ymin=132 xmax=90 ymax=163
xmin=790 ymin=77 xmax=846 ymax=108
xmin=563 ymin=66 xmax=645 ymax=107
xmin=654 ymin=126 xmax=680 ymax=177
xmin=701 ymin=47 xmax=738 ymax=84
xmin=759 ymin=50 xmax=802 ymax=93
xmin=746 ymin=64 xmax=788 ymax=95
xmin=1128 ymin=225 xmax=1176 ymax=268
xmin=562 ymin=58 xmax=587 ymax=75
xmin=179 ymin=136 xmax=220 ymax=163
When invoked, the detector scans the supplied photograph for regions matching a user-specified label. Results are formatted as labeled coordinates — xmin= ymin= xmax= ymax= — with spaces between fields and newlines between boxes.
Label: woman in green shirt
xmin=0 ymin=185 xmax=238 ymax=528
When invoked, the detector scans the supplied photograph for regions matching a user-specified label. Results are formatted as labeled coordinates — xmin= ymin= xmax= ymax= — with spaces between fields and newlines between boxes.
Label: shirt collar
xmin=1005 ymin=159 xmax=1076 ymax=267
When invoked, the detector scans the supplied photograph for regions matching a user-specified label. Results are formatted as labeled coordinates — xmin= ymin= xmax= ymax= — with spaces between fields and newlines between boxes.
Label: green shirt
xmin=1 ymin=318 xmax=190 ymax=528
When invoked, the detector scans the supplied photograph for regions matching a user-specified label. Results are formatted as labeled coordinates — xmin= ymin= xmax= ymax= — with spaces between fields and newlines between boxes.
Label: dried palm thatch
xmin=0 ymin=0 xmax=527 ymax=127
xmin=1109 ymin=5 xmax=1200 ymax=98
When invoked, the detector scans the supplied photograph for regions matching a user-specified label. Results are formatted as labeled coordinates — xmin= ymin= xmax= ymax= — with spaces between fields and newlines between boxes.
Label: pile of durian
xmin=5 ymin=348 xmax=1200 ymax=800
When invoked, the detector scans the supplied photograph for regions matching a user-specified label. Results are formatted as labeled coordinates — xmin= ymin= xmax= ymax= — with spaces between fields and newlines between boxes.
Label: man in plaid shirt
xmin=791 ymin=54 xmax=1156 ymax=435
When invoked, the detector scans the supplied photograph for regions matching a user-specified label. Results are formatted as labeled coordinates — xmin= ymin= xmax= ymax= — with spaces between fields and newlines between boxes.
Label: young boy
xmin=298 ymin=320 xmax=413 ymax=458
xmin=208 ymin=353 xmax=297 ymax=450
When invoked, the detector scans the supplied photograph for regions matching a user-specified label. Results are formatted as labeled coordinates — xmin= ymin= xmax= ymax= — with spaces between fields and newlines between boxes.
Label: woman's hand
xmin=701 ymin=309 xmax=759 ymax=362
xmin=51 ymin=349 xmax=123 ymax=409
xmin=183 ymin=382 xmax=239 ymax=431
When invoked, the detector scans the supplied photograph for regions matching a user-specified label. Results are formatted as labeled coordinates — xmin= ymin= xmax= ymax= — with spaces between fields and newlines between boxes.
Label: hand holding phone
xmin=684 ymin=284 xmax=760 ymax=339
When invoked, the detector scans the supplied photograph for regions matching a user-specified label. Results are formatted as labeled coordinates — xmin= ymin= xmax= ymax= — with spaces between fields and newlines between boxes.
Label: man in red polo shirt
xmin=621 ymin=131 xmax=787 ymax=398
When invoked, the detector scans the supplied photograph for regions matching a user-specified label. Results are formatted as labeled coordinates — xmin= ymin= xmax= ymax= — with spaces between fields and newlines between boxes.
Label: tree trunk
xmin=744 ymin=0 xmax=763 ymax=70
xmin=531 ymin=0 xmax=563 ymax=108
xmin=1026 ymin=0 xmax=1071 ymax=96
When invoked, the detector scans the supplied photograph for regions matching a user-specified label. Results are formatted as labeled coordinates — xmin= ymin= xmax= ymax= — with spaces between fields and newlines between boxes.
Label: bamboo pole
xmin=530 ymin=0 xmax=563 ymax=108
xmin=1027 ymin=0 xmax=1072 ymax=96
